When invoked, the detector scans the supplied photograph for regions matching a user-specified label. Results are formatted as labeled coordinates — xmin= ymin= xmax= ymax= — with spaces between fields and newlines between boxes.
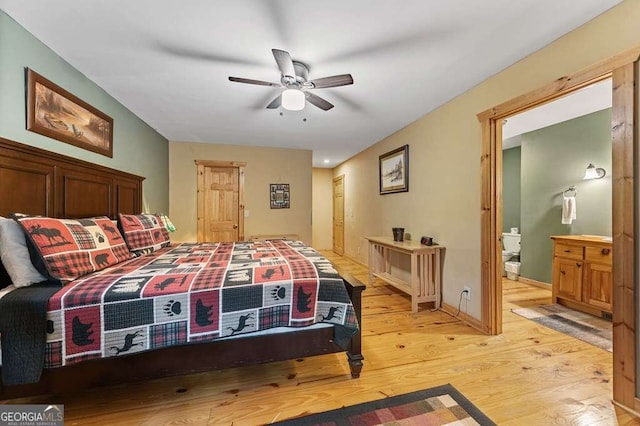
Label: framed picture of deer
xmin=26 ymin=68 xmax=114 ymax=157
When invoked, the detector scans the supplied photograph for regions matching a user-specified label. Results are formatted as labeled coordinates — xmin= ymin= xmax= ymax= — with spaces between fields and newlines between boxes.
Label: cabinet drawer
xmin=554 ymin=243 xmax=583 ymax=260
xmin=585 ymin=245 xmax=612 ymax=265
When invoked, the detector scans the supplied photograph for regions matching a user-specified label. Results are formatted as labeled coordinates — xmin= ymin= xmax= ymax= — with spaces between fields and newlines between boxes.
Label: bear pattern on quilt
xmin=39 ymin=240 xmax=358 ymax=367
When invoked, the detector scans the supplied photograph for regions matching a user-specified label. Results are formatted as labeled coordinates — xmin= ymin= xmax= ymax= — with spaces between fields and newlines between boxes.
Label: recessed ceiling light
xmin=323 ymin=159 xmax=330 ymax=164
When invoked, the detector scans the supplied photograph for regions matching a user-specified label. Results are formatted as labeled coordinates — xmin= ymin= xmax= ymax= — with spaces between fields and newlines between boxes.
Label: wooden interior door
xmin=333 ymin=175 xmax=344 ymax=255
xmin=196 ymin=161 xmax=245 ymax=242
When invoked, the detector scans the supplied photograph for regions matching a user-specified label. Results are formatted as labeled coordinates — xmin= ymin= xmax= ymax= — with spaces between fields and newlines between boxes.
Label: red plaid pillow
xmin=118 ymin=213 xmax=171 ymax=256
xmin=12 ymin=215 xmax=133 ymax=282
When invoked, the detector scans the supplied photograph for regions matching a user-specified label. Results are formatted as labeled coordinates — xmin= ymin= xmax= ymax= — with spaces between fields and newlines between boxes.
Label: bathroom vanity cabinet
xmin=550 ymin=235 xmax=612 ymax=317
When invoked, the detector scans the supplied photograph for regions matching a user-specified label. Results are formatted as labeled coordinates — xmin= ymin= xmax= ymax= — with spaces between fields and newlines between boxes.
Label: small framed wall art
xmin=379 ymin=144 xmax=409 ymax=194
xmin=270 ymin=184 xmax=290 ymax=209
xmin=26 ymin=68 xmax=114 ymax=157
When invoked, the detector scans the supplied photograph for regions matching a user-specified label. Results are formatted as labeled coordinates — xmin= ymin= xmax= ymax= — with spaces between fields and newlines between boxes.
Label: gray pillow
xmin=0 ymin=217 xmax=48 ymax=287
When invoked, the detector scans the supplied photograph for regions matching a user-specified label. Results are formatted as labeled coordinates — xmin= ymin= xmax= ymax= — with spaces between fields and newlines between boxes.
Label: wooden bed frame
xmin=0 ymin=137 xmax=365 ymax=399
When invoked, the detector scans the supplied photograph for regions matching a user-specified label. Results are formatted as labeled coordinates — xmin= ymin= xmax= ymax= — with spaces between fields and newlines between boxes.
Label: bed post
xmin=339 ymin=270 xmax=366 ymax=378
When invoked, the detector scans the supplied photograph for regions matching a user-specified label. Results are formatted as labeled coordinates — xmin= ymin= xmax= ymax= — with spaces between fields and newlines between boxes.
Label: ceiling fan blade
xmin=157 ymin=42 xmax=263 ymax=66
xmin=272 ymin=49 xmax=296 ymax=78
xmin=229 ymin=76 xmax=281 ymax=87
xmin=266 ymin=95 xmax=281 ymax=109
xmin=306 ymin=92 xmax=334 ymax=111
xmin=309 ymin=74 xmax=354 ymax=89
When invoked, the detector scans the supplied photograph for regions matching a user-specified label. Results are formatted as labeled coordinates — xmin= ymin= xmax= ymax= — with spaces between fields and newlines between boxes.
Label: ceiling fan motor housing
xmin=282 ymin=61 xmax=310 ymax=88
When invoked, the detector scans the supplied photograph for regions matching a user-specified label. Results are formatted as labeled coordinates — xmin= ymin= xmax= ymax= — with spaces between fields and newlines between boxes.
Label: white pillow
xmin=0 ymin=217 xmax=48 ymax=287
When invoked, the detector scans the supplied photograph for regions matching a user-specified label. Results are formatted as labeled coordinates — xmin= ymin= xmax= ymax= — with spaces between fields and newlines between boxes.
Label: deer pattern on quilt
xmin=39 ymin=240 xmax=359 ymax=368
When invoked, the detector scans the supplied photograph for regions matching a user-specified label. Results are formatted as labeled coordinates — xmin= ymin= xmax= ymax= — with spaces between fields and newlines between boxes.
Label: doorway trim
xmin=333 ymin=174 xmax=345 ymax=255
xmin=477 ymin=45 xmax=640 ymax=410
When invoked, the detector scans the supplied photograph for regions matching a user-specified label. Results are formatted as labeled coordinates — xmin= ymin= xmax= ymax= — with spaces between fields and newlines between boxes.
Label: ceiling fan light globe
xmin=282 ymin=89 xmax=305 ymax=111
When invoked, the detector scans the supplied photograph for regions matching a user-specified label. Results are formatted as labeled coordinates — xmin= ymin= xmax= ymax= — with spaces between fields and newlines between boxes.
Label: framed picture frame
xmin=26 ymin=68 xmax=113 ymax=157
xmin=270 ymin=184 xmax=290 ymax=209
xmin=379 ymin=144 xmax=409 ymax=194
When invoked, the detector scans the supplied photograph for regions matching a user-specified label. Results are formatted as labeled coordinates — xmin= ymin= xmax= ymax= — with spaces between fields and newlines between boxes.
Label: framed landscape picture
xmin=26 ymin=68 xmax=113 ymax=157
xmin=379 ymin=144 xmax=409 ymax=194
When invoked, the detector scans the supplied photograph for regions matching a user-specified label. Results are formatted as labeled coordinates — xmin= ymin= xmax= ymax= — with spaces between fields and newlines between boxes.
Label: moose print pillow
xmin=11 ymin=214 xmax=133 ymax=282
xmin=118 ymin=213 xmax=171 ymax=256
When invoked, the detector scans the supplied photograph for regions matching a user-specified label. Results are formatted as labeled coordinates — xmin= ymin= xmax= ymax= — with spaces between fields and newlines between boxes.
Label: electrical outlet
xmin=463 ymin=286 xmax=471 ymax=300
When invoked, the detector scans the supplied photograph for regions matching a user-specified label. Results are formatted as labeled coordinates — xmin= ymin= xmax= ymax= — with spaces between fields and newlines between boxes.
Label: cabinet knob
xmin=576 ymin=262 xmax=582 ymax=268
xmin=564 ymin=249 xmax=571 ymax=253
xmin=601 ymin=248 xmax=610 ymax=255
xmin=560 ymin=270 xmax=565 ymax=275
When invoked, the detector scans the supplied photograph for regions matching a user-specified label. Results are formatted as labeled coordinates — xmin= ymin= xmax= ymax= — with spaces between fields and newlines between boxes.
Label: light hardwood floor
xmin=6 ymin=252 xmax=640 ymax=425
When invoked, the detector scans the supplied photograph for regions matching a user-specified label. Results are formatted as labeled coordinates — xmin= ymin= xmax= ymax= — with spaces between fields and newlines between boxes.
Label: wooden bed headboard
xmin=0 ymin=137 xmax=144 ymax=219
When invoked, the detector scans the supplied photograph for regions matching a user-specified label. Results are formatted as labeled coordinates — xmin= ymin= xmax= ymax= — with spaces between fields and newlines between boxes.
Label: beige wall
xmin=312 ymin=168 xmax=334 ymax=249
xmin=169 ymin=141 xmax=312 ymax=244
xmin=334 ymin=0 xmax=640 ymax=320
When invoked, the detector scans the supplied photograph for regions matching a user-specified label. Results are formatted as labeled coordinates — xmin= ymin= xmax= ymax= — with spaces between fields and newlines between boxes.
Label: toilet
xmin=502 ymin=232 xmax=521 ymax=277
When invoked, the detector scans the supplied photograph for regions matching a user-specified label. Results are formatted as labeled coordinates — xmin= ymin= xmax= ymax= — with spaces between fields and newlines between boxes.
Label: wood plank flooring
xmin=5 ymin=252 xmax=640 ymax=425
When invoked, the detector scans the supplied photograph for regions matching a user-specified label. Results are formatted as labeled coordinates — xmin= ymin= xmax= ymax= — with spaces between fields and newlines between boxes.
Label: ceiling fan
xmin=228 ymin=49 xmax=353 ymax=111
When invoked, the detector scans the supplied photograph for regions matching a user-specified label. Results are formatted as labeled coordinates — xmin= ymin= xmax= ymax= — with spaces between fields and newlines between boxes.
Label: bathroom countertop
xmin=550 ymin=234 xmax=612 ymax=244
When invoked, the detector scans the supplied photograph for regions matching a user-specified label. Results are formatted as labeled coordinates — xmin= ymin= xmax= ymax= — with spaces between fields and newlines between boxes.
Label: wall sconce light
xmin=584 ymin=163 xmax=606 ymax=179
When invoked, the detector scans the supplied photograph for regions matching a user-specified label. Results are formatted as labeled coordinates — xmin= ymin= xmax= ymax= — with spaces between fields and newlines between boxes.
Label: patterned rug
xmin=511 ymin=304 xmax=612 ymax=352
xmin=273 ymin=384 xmax=495 ymax=425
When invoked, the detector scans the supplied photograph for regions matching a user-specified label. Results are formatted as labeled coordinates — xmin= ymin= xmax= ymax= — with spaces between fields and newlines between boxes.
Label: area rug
xmin=273 ymin=384 xmax=495 ymax=425
xmin=511 ymin=304 xmax=612 ymax=352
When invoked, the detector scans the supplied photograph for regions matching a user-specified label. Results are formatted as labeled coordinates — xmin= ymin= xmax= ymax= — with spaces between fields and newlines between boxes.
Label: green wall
xmin=0 ymin=10 xmax=169 ymax=213
xmin=520 ymin=108 xmax=612 ymax=283
xmin=502 ymin=146 xmax=521 ymax=234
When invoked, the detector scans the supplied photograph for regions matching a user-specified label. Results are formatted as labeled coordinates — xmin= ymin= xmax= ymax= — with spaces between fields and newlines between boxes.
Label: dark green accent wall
xmin=0 ymin=10 xmax=169 ymax=212
xmin=502 ymin=146 xmax=521 ymax=234
xmin=519 ymin=108 xmax=612 ymax=283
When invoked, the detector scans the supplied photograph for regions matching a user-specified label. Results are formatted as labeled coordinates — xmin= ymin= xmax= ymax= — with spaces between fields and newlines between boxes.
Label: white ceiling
xmin=0 ymin=0 xmax=621 ymax=167
xmin=502 ymin=78 xmax=613 ymax=149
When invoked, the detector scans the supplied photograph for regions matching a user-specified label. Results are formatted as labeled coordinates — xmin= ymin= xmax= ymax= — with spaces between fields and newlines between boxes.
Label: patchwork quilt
xmin=41 ymin=240 xmax=358 ymax=368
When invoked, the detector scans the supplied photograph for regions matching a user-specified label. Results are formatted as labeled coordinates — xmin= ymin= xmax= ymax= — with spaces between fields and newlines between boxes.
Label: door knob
xmin=233 ymin=224 xmax=238 ymax=229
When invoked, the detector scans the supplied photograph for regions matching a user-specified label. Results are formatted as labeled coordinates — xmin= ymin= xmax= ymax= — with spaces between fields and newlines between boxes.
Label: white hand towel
xmin=562 ymin=196 xmax=576 ymax=224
